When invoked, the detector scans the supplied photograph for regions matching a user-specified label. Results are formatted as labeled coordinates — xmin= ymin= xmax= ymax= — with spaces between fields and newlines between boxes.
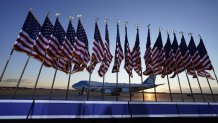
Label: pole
xmin=213 ymin=69 xmax=218 ymax=84
xmin=86 ymin=73 xmax=92 ymax=100
xmin=116 ymin=72 xmax=119 ymax=101
xmin=175 ymin=66 xmax=184 ymax=102
xmin=129 ymin=75 xmax=132 ymax=101
xmin=12 ymin=55 xmax=31 ymax=98
xmin=176 ymin=73 xmax=184 ymax=102
xmin=101 ymin=75 xmax=105 ymax=101
xmin=48 ymin=67 xmax=58 ymax=100
xmin=185 ymin=70 xmax=195 ymax=102
xmin=0 ymin=49 xmax=14 ymax=82
xmin=202 ymin=68 xmax=216 ymax=102
xmin=192 ymin=67 xmax=205 ymax=102
xmin=166 ymin=71 xmax=173 ymax=102
xmin=152 ymin=70 xmax=157 ymax=102
xmin=65 ymin=65 xmax=72 ymax=100
xmin=140 ymin=74 xmax=144 ymax=101
xmin=26 ymin=60 xmax=45 ymax=119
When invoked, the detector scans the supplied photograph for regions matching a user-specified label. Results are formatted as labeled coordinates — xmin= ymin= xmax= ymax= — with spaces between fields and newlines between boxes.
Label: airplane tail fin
xmin=142 ymin=75 xmax=156 ymax=84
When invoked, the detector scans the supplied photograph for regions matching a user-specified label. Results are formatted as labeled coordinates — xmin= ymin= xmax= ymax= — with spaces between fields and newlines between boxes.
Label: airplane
xmin=72 ymin=76 xmax=164 ymax=96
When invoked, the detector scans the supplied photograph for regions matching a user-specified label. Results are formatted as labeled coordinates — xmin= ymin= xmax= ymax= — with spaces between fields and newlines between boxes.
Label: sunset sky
xmin=0 ymin=0 xmax=218 ymax=94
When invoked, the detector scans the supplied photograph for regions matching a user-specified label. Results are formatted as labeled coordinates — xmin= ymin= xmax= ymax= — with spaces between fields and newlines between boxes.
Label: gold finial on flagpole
xmin=124 ymin=21 xmax=128 ymax=27
xmin=104 ymin=18 xmax=109 ymax=24
xmin=166 ymin=30 xmax=170 ymax=34
xmin=147 ymin=24 xmax=151 ymax=29
xmin=188 ymin=33 xmax=193 ymax=36
xmin=136 ymin=24 xmax=139 ymax=29
xmin=56 ymin=12 xmax=61 ymax=19
xmin=179 ymin=31 xmax=184 ymax=35
xmin=95 ymin=18 xmax=99 ymax=23
xmin=29 ymin=7 xmax=33 ymax=12
xmin=77 ymin=14 xmax=82 ymax=20
xmin=116 ymin=19 xmax=121 ymax=25
xmin=159 ymin=27 xmax=162 ymax=32
xmin=46 ymin=11 xmax=52 ymax=17
xmin=69 ymin=16 xmax=74 ymax=21
xmin=198 ymin=34 xmax=202 ymax=39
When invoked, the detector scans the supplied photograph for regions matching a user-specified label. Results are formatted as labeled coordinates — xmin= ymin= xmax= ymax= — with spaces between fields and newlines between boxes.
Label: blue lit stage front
xmin=0 ymin=100 xmax=218 ymax=119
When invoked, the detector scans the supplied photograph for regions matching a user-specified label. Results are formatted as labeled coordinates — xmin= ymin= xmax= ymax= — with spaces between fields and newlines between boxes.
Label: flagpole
xmin=212 ymin=69 xmax=218 ymax=84
xmin=12 ymin=54 xmax=31 ymax=98
xmin=129 ymin=75 xmax=132 ymax=101
xmin=185 ymin=70 xmax=195 ymax=102
xmin=102 ymin=74 xmax=105 ymax=101
xmin=65 ymin=65 xmax=72 ymax=100
xmin=165 ymin=31 xmax=173 ymax=102
xmin=152 ymin=70 xmax=157 ymax=102
xmin=203 ymin=71 xmax=216 ymax=102
xmin=116 ymin=71 xmax=119 ymax=101
xmin=175 ymin=69 xmax=184 ymax=102
xmin=179 ymin=32 xmax=195 ymax=102
xmin=197 ymin=34 xmax=215 ymax=102
xmin=26 ymin=58 xmax=45 ymax=119
xmin=86 ymin=73 xmax=92 ymax=100
xmin=0 ymin=49 xmax=14 ymax=82
xmin=141 ymin=74 xmax=144 ymax=101
xmin=188 ymin=33 xmax=205 ymax=102
xmin=166 ymin=70 xmax=173 ymax=102
xmin=172 ymin=31 xmax=184 ymax=102
xmin=48 ymin=60 xmax=59 ymax=100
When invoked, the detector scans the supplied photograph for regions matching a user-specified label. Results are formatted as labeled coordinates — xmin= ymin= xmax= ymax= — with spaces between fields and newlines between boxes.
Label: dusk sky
xmin=0 ymin=0 xmax=218 ymax=94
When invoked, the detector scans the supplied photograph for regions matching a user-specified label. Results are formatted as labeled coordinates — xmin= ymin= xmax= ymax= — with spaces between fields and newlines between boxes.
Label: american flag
xmin=87 ymin=22 xmax=105 ymax=74
xmin=161 ymin=33 xmax=174 ymax=78
xmin=112 ymin=24 xmax=124 ymax=73
xmin=197 ymin=37 xmax=213 ymax=70
xmin=143 ymin=28 xmax=152 ymax=66
xmin=187 ymin=35 xmax=213 ymax=79
xmin=179 ymin=34 xmax=192 ymax=70
xmin=61 ymin=19 xmax=76 ymax=62
xmin=144 ymin=31 xmax=164 ymax=75
xmin=72 ymin=19 xmax=90 ymax=72
xmin=170 ymin=33 xmax=185 ymax=78
xmin=98 ymin=23 xmax=113 ymax=77
xmin=14 ymin=11 xmax=41 ymax=56
xmin=124 ymin=26 xmax=133 ymax=77
xmin=132 ymin=28 xmax=142 ymax=76
xmin=33 ymin=15 xmax=54 ymax=67
xmin=47 ymin=17 xmax=69 ymax=73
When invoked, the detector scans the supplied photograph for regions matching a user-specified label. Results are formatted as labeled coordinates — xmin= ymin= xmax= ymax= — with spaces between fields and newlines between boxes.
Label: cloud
xmin=1 ymin=79 xmax=32 ymax=83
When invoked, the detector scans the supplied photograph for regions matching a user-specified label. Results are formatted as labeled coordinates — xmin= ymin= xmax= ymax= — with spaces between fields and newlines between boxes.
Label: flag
xmin=197 ymin=37 xmax=213 ymax=70
xmin=72 ymin=19 xmax=90 ymax=72
xmin=179 ymin=34 xmax=192 ymax=70
xmin=132 ymin=28 xmax=142 ymax=76
xmin=98 ymin=23 xmax=113 ymax=77
xmin=112 ymin=24 xmax=124 ymax=73
xmin=61 ymin=18 xmax=76 ymax=62
xmin=33 ymin=15 xmax=54 ymax=67
xmin=170 ymin=33 xmax=185 ymax=78
xmin=161 ymin=33 xmax=174 ymax=78
xmin=14 ymin=11 xmax=41 ymax=56
xmin=143 ymin=28 xmax=152 ymax=66
xmin=187 ymin=35 xmax=213 ymax=79
xmin=87 ymin=22 xmax=105 ymax=74
xmin=124 ymin=26 xmax=133 ymax=77
xmin=144 ymin=31 xmax=164 ymax=75
xmin=47 ymin=17 xmax=69 ymax=73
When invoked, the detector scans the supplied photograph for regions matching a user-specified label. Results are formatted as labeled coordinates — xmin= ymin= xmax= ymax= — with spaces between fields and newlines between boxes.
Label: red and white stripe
xmin=14 ymin=30 xmax=34 ymax=54
xmin=98 ymin=41 xmax=113 ymax=77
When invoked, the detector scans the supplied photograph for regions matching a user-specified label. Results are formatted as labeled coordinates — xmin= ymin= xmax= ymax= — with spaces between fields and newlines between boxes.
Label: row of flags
xmin=13 ymin=10 xmax=214 ymax=80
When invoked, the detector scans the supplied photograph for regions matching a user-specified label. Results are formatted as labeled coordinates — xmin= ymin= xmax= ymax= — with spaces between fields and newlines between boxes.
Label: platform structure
xmin=0 ymin=100 xmax=218 ymax=119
